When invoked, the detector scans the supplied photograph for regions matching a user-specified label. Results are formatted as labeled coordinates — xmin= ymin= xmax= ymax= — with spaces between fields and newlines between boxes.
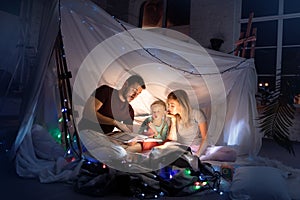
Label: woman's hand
xmin=166 ymin=114 xmax=176 ymax=123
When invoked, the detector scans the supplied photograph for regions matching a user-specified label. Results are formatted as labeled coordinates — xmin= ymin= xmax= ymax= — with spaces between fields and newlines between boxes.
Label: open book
xmin=107 ymin=132 xmax=163 ymax=143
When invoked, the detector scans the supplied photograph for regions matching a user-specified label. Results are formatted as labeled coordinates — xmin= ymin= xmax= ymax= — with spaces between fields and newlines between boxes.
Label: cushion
xmin=229 ymin=166 xmax=291 ymax=200
xmin=31 ymin=124 xmax=65 ymax=160
xmin=200 ymin=146 xmax=237 ymax=162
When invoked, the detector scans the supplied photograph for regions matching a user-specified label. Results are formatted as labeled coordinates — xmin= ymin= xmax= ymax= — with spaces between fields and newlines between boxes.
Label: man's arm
xmin=82 ymin=96 xmax=114 ymax=125
xmin=82 ymin=96 xmax=131 ymax=132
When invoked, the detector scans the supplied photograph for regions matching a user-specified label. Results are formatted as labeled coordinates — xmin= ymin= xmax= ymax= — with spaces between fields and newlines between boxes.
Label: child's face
xmin=151 ymin=104 xmax=166 ymax=120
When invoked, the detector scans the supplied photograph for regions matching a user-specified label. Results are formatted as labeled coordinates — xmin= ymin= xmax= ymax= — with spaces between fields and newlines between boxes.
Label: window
xmin=283 ymin=18 xmax=300 ymax=45
xmin=140 ymin=0 xmax=190 ymax=28
xmin=241 ymin=0 xmax=279 ymax=19
xmin=241 ymin=0 xmax=300 ymax=101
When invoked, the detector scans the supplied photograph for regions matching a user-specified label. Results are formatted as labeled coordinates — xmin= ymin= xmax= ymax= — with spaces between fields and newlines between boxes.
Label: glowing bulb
xmin=264 ymin=82 xmax=269 ymax=87
xmin=184 ymin=168 xmax=191 ymax=175
xmin=193 ymin=182 xmax=201 ymax=190
xmin=259 ymin=83 xmax=263 ymax=87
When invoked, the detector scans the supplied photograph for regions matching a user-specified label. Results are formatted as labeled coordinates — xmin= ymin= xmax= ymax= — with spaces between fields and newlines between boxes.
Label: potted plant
xmin=257 ymin=73 xmax=297 ymax=155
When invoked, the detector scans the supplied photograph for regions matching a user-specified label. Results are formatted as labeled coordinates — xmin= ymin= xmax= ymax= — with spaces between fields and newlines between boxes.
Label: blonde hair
xmin=167 ymin=90 xmax=192 ymax=127
xmin=151 ymin=99 xmax=167 ymax=110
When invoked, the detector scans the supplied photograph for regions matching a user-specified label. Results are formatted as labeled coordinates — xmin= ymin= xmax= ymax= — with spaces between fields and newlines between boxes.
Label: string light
xmin=112 ymin=16 xmax=247 ymax=76
xmin=193 ymin=181 xmax=201 ymax=190
xmin=184 ymin=168 xmax=191 ymax=175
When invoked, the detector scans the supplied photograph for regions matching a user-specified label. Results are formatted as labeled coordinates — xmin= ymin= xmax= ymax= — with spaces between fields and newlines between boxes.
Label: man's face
xmin=124 ymin=82 xmax=143 ymax=102
xmin=151 ymin=104 xmax=166 ymax=120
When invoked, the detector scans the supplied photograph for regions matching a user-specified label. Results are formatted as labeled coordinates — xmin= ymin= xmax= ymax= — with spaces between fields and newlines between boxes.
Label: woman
xmin=166 ymin=89 xmax=208 ymax=156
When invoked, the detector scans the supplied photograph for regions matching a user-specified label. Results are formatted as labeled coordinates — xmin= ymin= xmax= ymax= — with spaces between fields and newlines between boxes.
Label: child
xmin=138 ymin=99 xmax=170 ymax=151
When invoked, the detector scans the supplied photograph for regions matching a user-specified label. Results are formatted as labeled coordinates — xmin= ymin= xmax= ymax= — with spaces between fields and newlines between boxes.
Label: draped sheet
xmin=60 ymin=0 xmax=262 ymax=156
xmin=11 ymin=0 xmax=262 ymax=163
xmin=11 ymin=0 xmax=261 ymax=182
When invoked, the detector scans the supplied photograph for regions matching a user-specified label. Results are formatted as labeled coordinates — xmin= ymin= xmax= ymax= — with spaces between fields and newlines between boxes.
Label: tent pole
xmin=55 ymin=29 xmax=82 ymax=159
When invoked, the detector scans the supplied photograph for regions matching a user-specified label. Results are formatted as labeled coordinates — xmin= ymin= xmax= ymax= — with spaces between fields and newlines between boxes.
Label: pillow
xmin=229 ymin=166 xmax=291 ymax=200
xmin=200 ymin=146 xmax=237 ymax=162
xmin=31 ymin=124 xmax=65 ymax=160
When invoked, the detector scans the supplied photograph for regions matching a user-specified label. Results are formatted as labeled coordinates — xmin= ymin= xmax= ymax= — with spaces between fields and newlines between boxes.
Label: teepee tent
xmin=6 ymin=0 xmax=261 ymax=180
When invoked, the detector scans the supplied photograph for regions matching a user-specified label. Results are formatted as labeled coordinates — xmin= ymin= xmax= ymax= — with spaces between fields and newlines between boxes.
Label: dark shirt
xmin=79 ymin=85 xmax=134 ymax=133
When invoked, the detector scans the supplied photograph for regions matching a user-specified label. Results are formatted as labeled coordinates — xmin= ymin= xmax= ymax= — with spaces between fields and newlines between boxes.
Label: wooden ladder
xmin=234 ymin=12 xmax=257 ymax=58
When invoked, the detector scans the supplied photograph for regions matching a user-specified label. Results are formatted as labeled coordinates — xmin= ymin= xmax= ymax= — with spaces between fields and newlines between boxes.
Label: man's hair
xmin=126 ymin=74 xmax=146 ymax=89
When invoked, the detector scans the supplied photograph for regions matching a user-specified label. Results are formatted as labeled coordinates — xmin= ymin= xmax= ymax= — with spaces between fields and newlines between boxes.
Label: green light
xmin=58 ymin=117 xmax=63 ymax=123
xmin=193 ymin=181 xmax=201 ymax=190
xmin=184 ymin=168 xmax=191 ymax=176
xmin=49 ymin=128 xmax=62 ymax=144
xmin=193 ymin=185 xmax=201 ymax=190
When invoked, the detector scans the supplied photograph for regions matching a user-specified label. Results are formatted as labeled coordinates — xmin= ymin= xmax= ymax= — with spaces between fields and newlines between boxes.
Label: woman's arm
xmin=166 ymin=114 xmax=177 ymax=141
xmin=195 ymin=121 xmax=208 ymax=156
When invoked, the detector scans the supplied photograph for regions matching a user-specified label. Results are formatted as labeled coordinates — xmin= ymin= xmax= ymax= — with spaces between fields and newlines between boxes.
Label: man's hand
xmin=114 ymin=120 xmax=131 ymax=132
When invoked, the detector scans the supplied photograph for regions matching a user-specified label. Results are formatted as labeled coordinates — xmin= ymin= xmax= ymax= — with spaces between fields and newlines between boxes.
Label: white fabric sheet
xmin=60 ymin=0 xmax=261 ymax=156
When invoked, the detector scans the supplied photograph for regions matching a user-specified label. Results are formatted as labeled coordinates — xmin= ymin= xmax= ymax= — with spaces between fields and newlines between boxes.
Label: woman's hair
xmin=167 ymin=89 xmax=192 ymax=127
xmin=151 ymin=99 xmax=167 ymax=111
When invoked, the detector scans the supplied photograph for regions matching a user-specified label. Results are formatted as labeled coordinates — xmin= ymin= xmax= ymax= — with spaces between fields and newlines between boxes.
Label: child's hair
xmin=151 ymin=99 xmax=167 ymax=111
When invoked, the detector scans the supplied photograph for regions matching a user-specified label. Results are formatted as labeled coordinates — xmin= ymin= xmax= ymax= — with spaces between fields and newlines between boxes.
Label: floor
xmin=1 ymin=138 xmax=299 ymax=200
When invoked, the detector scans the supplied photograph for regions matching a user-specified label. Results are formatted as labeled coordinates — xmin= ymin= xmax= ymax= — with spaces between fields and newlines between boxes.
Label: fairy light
xmin=193 ymin=181 xmax=201 ymax=190
xmin=49 ymin=127 xmax=62 ymax=144
xmin=113 ymin=16 xmax=247 ymax=76
xmin=184 ymin=168 xmax=191 ymax=175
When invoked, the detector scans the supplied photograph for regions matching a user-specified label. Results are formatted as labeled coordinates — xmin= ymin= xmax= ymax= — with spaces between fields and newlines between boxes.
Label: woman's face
xmin=167 ymin=99 xmax=181 ymax=115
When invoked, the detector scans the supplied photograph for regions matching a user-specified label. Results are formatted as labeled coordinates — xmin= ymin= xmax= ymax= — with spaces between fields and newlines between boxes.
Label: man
xmin=78 ymin=74 xmax=146 ymax=134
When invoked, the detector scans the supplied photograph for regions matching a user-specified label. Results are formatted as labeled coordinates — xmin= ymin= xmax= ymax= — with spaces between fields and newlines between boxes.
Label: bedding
xmin=16 ymin=126 xmax=300 ymax=200
xmin=229 ymin=166 xmax=291 ymax=200
xmin=204 ymin=156 xmax=300 ymax=200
